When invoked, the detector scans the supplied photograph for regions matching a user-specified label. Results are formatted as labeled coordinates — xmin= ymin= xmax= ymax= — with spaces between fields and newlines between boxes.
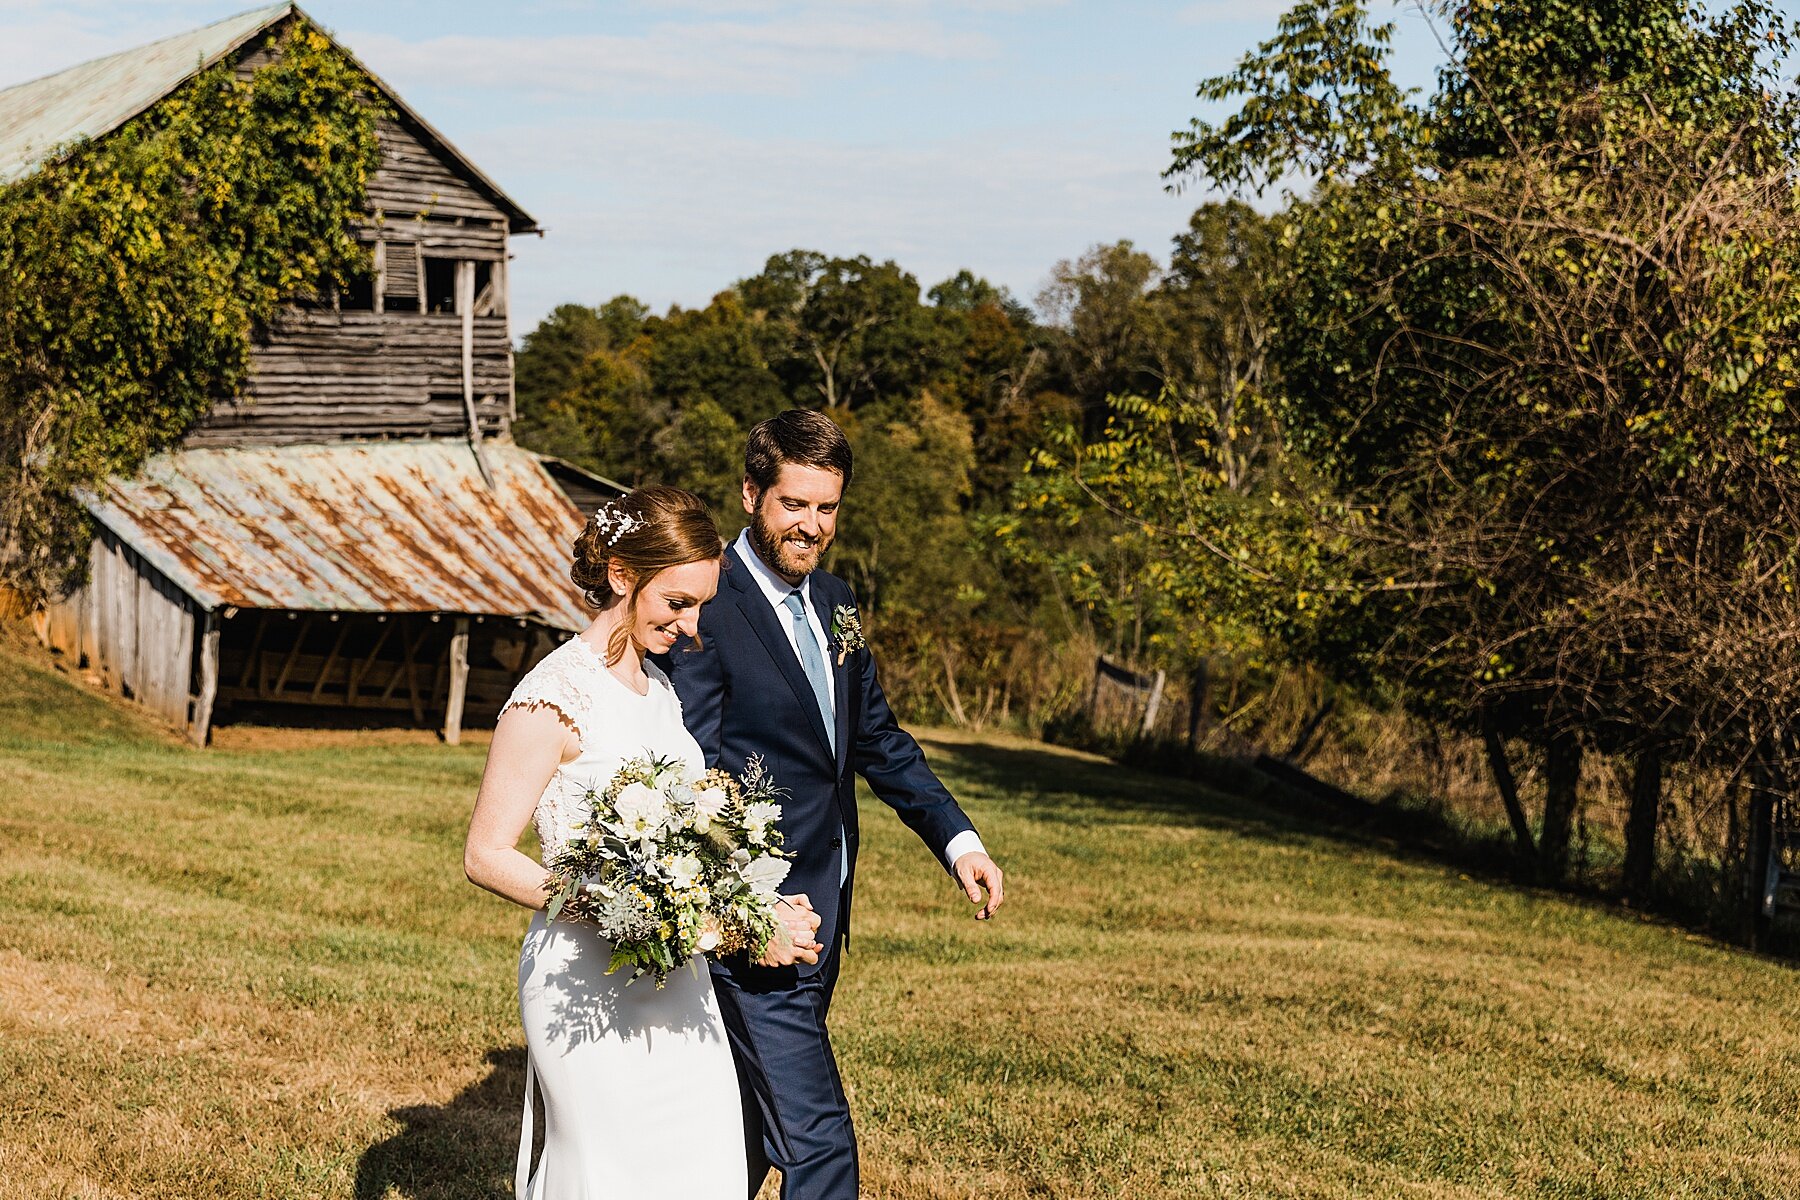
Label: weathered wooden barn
xmin=3 ymin=4 xmax=620 ymax=744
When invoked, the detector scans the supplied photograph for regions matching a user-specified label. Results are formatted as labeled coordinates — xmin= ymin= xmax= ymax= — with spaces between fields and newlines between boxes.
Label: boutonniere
xmin=830 ymin=605 xmax=866 ymax=665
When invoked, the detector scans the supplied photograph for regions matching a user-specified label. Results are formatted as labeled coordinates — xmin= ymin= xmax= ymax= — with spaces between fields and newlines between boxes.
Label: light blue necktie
xmin=783 ymin=589 xmax=836 ymax=755
xmin=784 ymin=587 xmax=848 ymax=886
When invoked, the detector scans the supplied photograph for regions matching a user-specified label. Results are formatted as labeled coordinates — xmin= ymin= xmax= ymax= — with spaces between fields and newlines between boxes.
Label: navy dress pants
xmin=710 ymin=951 xmax=857 ymax=1200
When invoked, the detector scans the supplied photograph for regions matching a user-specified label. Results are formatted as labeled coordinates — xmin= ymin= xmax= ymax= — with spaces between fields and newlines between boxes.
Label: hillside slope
xmin=0 ymin=630 xmax=1794 ymax=1199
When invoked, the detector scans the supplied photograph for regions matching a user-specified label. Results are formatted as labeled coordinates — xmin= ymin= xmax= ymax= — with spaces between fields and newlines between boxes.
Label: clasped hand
xmin=756 ymin=893 xmax=825 ymax=967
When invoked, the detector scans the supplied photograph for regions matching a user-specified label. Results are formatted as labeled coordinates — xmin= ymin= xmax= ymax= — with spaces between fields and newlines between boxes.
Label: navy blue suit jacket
xmin=655 ymin=543 xmax=975 ymax=977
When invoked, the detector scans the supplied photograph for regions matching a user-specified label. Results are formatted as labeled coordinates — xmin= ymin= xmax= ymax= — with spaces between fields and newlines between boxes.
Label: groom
xmin=658 ymin=408 xmax=1005 ymax=1200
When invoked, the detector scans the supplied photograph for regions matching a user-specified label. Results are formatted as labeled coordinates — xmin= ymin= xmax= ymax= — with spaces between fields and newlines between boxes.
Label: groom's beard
xmin=749 ymin=507 xmax=832 ymax=580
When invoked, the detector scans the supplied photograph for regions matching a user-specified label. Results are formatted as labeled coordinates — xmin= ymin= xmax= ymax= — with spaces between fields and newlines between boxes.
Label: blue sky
xmin=0 ymin=2 xmax=1788 ymax=333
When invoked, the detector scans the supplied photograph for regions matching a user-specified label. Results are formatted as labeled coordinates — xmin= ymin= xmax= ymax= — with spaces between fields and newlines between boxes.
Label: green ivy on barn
xmin=0 ymin=20 xmax=382 ymax=604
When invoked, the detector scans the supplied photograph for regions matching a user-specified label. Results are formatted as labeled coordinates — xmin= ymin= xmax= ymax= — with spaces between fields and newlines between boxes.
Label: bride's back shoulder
xmin=501 ymin=638 xmax=600 ymax=736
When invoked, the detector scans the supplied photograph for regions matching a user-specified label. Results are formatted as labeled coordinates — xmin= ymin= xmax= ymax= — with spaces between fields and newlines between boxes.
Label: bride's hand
xmin=755 ymin=894 xmax=824 ymax=967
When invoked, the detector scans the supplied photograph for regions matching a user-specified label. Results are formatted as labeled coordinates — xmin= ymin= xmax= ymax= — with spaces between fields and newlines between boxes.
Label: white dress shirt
xmin=732 ymin=529 xmax=987 ymax=877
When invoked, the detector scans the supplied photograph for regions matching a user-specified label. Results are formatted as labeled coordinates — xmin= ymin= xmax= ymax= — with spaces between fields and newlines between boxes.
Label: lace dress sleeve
xmin=500 ymin=642 xmax=599 ymax=859
xmin=500 ymin=642 xmax=595 ymax=750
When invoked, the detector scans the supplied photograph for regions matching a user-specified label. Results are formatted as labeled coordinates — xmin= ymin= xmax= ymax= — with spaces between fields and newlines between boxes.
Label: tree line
xmin=1044 ymin=0 xmax=1800 ymax=923
xmin=510 ymin=234 xmax=1280 ymax=729
xmin=1 ymin=0 xmax=1788 ymax=939
xmin=516 ymin=0 xmax=1800 ymax=935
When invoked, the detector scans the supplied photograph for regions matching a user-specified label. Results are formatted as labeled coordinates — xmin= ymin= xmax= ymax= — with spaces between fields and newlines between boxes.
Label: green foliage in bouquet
xmin=544 ymin=753 xmax=792 ymax=986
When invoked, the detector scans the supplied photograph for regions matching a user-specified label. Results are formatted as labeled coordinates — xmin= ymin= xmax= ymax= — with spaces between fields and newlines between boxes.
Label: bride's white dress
xmin=504 ymin=636 xmax=747 ymax=1200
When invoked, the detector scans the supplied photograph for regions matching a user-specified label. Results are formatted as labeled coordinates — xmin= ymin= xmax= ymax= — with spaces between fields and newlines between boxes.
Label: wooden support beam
xmin=401 ymin=624 xmax=428 ymax=723
xmin=191 ymin=610 xmax=220 ymax=748
xmin=442 ymin=617 xmax=471 ymax=745
xmin=500 ymin=250 xmax=516 ymax=425
xmin=237 ymin=610 xmax=269 ymax=689
xmin=273 ymin=615 xmax=313 ymax=697
xmin=311 ymin=618 xmax=352 ymax=702
xmin=372 ymin=238 xmax=386 ymax=316
xmin=1141 ymin=668 xmax=1168 ymax=736
xmin=346 ymin=618 xmax=396 ymax=707
xmin=457 ymin=261 xmax=494 ymax=487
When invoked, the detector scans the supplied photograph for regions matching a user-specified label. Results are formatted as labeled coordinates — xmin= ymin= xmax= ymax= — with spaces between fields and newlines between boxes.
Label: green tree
xmin=1150 ymin=200 xmax=1283 ymax=494
xmin=1036 ymin=241 xmax=1162 ymax=427
xmin=513 ymin=297 xmax=649 ymax=467
xmin=928 ymin=271 xmax=1060 ymax=503
xmin=1060 ymin=0 xmax=1800 ymax=896
xmin=739 ymin=250 xmax=951 ymax=411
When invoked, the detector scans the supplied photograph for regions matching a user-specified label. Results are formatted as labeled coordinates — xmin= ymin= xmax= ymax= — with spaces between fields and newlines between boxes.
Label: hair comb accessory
xmin=589 ymin=502 xmax=645 ymax=547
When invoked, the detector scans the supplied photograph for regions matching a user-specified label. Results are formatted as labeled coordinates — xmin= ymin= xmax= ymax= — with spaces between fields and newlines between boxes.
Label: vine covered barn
xmin=5 ymin=3 xmax=619 ymax=743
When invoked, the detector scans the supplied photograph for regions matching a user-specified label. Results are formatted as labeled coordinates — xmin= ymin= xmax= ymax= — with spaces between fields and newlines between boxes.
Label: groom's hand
xmin=757 ymin=894 xmax=824 ymax=967
xmin=952 ymin=852 xmax=1005 ymax=920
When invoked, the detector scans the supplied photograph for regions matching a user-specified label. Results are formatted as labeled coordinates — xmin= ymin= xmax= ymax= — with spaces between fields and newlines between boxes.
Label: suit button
xmin=829 ymin=836 xmax=843 ymax=848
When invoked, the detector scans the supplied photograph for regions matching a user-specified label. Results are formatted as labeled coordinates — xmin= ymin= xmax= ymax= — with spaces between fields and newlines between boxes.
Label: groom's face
xmin=744 ymin=463 xmax=843 ymax=583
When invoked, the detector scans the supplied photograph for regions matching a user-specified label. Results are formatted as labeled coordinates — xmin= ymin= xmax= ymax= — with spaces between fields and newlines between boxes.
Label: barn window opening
xmin=424 ymin=257 xmax=459 ymax=314
xmin=382 ymin=241 xmax=421 ymax=313
xmin=292 ymin=277 xmax=331 ymax=310
xmin=473 ymin=260 xmax=502 ymax=317
xmin=339 ymin=270 xmax=375 ymax=311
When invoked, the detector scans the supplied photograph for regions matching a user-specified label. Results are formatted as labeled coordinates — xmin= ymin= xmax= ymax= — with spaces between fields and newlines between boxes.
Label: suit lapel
xmin=725 ymin=544 xmax=836 ymax=760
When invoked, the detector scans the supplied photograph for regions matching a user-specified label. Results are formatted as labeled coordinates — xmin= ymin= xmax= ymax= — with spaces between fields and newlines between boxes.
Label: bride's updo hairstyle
xmin=571 ymin=485 xmax=723 ymax=665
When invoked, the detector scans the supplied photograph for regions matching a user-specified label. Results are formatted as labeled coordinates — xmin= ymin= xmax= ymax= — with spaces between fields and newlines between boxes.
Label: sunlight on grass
xmin=1 ymin=645 xmax=1796 ymax=1198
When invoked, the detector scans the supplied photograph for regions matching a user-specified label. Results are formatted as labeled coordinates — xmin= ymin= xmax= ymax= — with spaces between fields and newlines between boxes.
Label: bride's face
xmin=625 ymin=558 xmax=720 ymax=652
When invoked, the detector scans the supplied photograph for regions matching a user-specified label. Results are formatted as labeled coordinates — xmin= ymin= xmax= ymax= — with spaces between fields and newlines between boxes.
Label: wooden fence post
xmin=1141 ymin=669 xmax=1167 ymax=737
xmin=1185 ymin=661 xmax=1209 ymax=750
xmin=190 ymin=609 xmax=220 ymax=748
xmin=443 ymin=617 xmax=471 ymax=746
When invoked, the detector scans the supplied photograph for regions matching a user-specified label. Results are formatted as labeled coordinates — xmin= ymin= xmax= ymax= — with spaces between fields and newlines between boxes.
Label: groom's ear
xmin=741 ymin=475 xmax=760 ymax=516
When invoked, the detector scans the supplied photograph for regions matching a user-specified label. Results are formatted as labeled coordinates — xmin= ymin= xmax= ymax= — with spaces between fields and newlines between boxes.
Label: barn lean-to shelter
xmin=4 ymin=3 xmax=621 ymax=744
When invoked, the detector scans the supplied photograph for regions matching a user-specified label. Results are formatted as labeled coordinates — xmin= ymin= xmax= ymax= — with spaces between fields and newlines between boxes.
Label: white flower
xmin=739 ymin=855 xmax=791 ymax=900
xmin=743 ymin=801 xmax=782 ymax=846
xmin=697 ymin=928 xmax=721 ymax=952
xmin=692 ymin=787 xmax=730 ymax=820
xmin=667 ymin=854 xmax=704 ymax=890
xmin=614 ymin=782 xmax=669 ymax=837
xmin=689 ymin=786 xmax=730 ymax=834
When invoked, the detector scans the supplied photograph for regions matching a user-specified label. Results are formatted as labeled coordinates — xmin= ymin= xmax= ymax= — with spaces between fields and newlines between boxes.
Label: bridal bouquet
xmin=544 ymin=754 xmax=792 ymax=986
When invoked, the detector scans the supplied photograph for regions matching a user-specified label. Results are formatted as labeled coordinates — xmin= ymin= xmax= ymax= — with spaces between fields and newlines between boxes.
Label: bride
xmin=462 ymin=485 xmax=824 ymax=1200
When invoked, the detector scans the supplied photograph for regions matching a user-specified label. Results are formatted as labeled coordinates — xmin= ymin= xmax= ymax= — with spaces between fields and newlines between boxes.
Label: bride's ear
xmin=607 ymin=558 xmax=636 ymax=600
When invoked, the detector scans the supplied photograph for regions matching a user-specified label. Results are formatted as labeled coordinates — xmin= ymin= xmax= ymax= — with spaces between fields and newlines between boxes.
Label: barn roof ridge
xmin=0 ymin=2 xmax=539 ymax=233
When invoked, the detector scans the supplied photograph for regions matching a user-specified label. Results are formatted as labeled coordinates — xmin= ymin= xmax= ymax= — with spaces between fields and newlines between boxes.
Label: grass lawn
xmin=1 ymin=629 xmax=1796 ymax=1199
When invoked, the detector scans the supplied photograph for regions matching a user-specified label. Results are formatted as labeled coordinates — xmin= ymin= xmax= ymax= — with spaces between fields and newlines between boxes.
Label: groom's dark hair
xmin=745 ymin=409 xmax=853 ymax=493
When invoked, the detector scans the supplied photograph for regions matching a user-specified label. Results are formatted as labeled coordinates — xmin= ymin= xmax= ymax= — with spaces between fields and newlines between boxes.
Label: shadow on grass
xmin=355 ymin=1046 xmax=537 ymax=1200
xmin=926 ymin=729 xmax=1800 ymax=958
xmin=917 ymin=732 xmax=1352 ymax=844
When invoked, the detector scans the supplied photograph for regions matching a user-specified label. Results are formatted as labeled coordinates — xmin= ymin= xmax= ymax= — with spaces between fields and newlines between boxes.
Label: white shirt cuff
xmin=943 ymin=830 xmax=986 ymax=870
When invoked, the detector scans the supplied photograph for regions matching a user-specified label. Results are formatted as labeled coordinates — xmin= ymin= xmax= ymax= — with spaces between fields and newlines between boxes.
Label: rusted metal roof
xmin=86 ymin=441 xmax=592 ymax=631
xmin=0 ymin=4 xmax=539 ymax=233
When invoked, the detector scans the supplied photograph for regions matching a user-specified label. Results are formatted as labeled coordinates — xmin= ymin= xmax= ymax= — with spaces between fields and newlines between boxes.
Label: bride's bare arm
xmin=463 ymin=704 xmax=579 ymax=910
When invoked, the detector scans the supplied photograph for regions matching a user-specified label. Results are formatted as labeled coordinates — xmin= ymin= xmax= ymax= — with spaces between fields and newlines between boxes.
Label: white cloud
xmin=344 ymin=13 xmax=995 ymax=102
